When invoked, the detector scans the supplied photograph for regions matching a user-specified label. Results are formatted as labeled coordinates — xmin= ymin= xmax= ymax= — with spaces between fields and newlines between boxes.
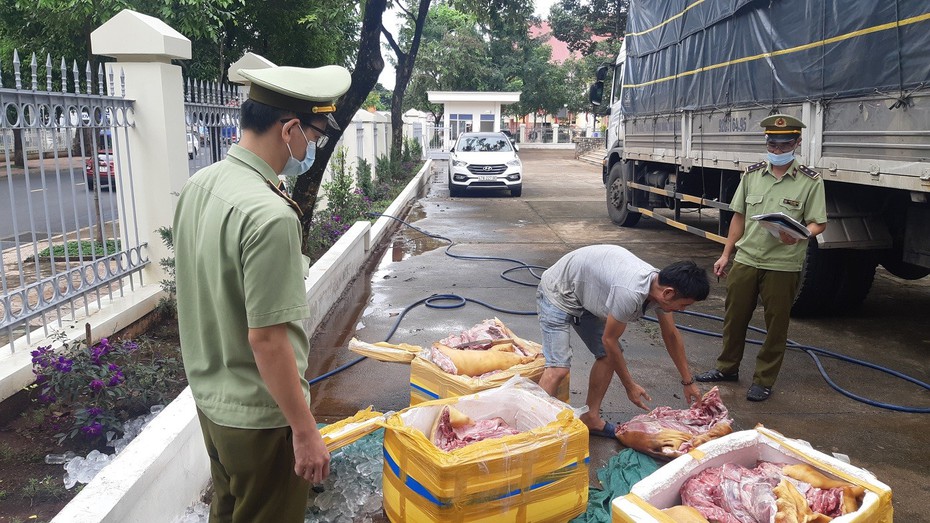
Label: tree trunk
xmin=389 ymin=0 xmax=431 ymax=160
xmin=12 ymin=129 xmax=25 ymax=167
xmin=291 ymin=0 xmax=387 ymax=256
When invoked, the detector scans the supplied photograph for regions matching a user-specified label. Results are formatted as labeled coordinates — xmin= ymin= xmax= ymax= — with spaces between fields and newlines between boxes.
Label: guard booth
xmin=426 ymin=91 xmax=521 ymax=158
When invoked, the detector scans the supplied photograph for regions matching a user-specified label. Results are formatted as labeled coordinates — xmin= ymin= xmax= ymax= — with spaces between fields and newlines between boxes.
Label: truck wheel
xmin=880 ymin=257 xmax=930 ymax=280
xmin=606 ymin=162 xmax=641 ymax=227
xmin=792 ymin=241 xmax=841 ymax=317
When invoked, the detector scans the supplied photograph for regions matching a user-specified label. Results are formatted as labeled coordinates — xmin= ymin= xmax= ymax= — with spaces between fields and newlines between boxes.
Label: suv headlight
xmin=452 ymin=159 xmax=468 ymax=167
xmin=506 ymin=158 xmax=521 ymax=167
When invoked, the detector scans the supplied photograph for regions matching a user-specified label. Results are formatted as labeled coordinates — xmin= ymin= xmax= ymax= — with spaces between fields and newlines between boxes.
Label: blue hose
xmin=310 ymin=214 xmax=930 ymax=413
xmin=644 ymin=311 xmax=930 ymax=413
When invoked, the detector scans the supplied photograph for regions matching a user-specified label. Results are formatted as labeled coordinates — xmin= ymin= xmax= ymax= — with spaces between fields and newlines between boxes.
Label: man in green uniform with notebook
xmin=695 ymin=114 xmax=828 ymax=401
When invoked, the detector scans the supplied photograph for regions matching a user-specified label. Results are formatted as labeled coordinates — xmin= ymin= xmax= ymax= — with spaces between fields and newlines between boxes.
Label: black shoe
xmin=746 ymin=384 xmax=772 ymax=402
xmin=694 ymin=369 xmax=739 ymax=383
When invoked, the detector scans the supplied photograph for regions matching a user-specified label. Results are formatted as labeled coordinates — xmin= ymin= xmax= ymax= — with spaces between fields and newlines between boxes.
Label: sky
xmin=377 ymin=0 xmax=557 ymax=90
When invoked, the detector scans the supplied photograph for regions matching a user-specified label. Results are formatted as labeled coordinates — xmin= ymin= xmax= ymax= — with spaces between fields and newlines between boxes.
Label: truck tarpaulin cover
xmin=622 ymin=0 xmax=930 ymax=116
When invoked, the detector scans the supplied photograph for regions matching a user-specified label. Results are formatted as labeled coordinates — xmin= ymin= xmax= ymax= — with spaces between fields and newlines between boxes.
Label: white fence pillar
xmin=91 ymin=10 xmax=192 ymax=284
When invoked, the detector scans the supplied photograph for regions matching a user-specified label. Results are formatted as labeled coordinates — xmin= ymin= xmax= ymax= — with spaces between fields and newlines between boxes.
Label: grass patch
xmin=20 ymin=476 xmax=66 ymax=506
xmin=33 ymin=240 xmax=120 ymax=260
xmin=0 ymin=443 xmax=41 ymax=465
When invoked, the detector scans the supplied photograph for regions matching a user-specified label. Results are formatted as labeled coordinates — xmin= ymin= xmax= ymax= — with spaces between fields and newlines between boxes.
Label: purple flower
xmin=107 ymin=372 xmax=124 ymax=387
xmin=54 ymin=356 xmax=73 ymax=373
xmin=38 ymin=392 xmax=56 ymax=403
xmin=122 ymin=341 xmax=139 ymax=351
xmin=89 ymin=379 xmax=105 ymax=392
xmin=86 ymin=407 xmax=103 ymax=417
xmin=108 ymin=363 xmax=120 ymax=372
xmin=81 ymin=422 xmax=103 ymax=436
xmin=90 ymin=345 xmax=109 ymax=364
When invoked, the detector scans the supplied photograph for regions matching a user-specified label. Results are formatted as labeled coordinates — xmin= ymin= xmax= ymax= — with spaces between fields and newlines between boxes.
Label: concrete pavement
xmin=307 ymin=149 xmax=930 ymax=520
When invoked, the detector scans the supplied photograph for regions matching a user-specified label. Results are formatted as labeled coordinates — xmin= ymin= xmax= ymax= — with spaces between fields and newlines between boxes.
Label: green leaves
xmin=549 ymin=0 xmax=627 ymax=55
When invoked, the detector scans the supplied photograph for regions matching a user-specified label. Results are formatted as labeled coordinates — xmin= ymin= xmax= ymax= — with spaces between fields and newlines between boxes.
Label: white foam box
xmin=612 ymin=426 xmax=893 ymax=523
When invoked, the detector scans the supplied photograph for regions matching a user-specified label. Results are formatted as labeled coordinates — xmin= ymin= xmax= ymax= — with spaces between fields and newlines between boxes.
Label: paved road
xmin=0 ymin=151 xmax=220 ymax=251
xmin=308 ymin=149 xmax=930 ymax=520
xmin=0 ymin=166 xmax=119 ymax=249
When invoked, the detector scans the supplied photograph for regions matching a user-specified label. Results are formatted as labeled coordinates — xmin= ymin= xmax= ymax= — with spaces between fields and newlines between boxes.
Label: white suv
xmin=448 ymin=132 xmax=522 ymax=197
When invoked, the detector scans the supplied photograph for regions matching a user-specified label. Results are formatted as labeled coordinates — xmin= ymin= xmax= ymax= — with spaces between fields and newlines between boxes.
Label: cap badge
xmin=774 ymin=117 xmax=787 ymax=127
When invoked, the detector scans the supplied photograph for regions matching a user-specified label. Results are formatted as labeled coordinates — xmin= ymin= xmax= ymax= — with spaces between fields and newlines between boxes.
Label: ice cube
xmin=45 ymin=453 xmax=67 ymax=465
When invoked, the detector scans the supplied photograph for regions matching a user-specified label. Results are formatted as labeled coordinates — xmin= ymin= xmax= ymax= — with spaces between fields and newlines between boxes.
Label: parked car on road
xmin=85 ymin=130 xmax=114 ymax=191
xmin=186 ymin=132 xmax=200 ymax=159
xmin=448 ymin=132 xmax=523 ymax=197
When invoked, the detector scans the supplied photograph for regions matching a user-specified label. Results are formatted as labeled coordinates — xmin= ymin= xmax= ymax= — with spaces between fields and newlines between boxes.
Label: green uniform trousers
xmin=197 ymin=408 xmax=310 ymax=523
xmin=717 ymin=262 xmax=800 ymax=388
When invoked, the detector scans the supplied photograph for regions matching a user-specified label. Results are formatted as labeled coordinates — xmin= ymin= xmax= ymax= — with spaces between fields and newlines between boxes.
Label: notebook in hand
xmin=750 ymin=212 xmax=811 ymax=240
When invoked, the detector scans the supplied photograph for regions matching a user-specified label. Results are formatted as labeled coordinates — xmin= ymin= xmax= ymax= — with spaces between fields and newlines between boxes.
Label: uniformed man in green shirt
xmin=173 ymin=65 xmax=350 ymax=522
xmin=695 ymin=114 xmax=828 ymax=402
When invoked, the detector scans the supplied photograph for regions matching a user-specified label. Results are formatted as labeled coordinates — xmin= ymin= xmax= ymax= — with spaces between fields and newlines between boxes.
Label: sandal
xmin=588 ymin=421 xmax=618 ymax=439
xmin=695 ymin=369 xmax=739 ymax=382
xmin=746 ymin=384 xmax=772 ymax=402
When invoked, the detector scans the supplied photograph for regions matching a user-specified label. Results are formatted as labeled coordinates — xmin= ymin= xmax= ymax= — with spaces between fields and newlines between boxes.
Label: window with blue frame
xmin=449 ymin=113 xmax=473 ymax=139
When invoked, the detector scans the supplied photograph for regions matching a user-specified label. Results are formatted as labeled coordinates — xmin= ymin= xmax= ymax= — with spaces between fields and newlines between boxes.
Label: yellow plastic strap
xmin=625 ymin=493 xmax=676 ymax=521
xmin=757 ymin=427 xmax=885 ymax=495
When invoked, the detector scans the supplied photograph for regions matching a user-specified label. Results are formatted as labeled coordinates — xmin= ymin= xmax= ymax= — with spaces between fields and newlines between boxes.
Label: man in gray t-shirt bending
xmin=537 ymin=245 xmax=709 ymax=437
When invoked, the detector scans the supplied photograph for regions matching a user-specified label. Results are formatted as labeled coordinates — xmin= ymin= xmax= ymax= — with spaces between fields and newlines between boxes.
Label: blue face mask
xmin=767 ymin=151 xmax=795 ymax=166
xmin=281 ymin=126 xmax=317 ymax=176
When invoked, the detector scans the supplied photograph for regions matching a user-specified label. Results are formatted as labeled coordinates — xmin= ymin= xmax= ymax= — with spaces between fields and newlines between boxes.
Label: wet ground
xmin=307 ymin=150 xmax=930 ymax=520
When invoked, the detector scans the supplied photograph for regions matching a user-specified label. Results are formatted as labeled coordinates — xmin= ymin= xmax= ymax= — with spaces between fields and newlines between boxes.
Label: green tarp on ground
xmin=571 ymin=448 xmax=660 ymax=523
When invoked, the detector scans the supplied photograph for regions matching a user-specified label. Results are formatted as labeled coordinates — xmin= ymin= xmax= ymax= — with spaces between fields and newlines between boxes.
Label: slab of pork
xmin=616 ymin=387 xmax=733 ymax=458
xmin=432 ymin=406 xmax=520 ymax=451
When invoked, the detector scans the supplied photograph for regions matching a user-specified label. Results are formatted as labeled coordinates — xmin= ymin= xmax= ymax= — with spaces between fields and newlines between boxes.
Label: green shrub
xmin=30 ymin=336 xmax=184 ymax=445
xmin=357 ymin=158 xmax=374 ymax=197
xmin=155 ymin=226 xmax=176 ymax=319
xmin=305 ymin=147 xmax=424 ymax=263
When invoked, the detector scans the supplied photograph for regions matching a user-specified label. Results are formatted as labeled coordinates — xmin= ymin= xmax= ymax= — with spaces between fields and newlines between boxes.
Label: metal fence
xmin=183 ymin=78 xmax=243 ymax=172
xmin=425 ymin=124 xmax=448 ymax=159
xmin=0 ymin=50 xmax=145 ymax=350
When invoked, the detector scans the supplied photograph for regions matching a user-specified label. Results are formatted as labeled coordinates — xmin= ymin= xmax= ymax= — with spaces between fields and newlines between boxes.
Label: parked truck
xmin=590 ymin=0 xmax=930 ymax=315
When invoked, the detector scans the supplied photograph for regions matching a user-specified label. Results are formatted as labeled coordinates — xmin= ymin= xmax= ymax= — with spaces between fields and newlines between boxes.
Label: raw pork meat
xmin=616 ymin=387 xmax=733 ymax=458
xmin=680 ymin=462 xmax=783 ymax=523
xmin=440 ymin=319 xmax=507 ymax=348
xmin=431 ymin=406 xmax=520 ymax=451
xmin=681 ymin=461 xmax=860 ymax=522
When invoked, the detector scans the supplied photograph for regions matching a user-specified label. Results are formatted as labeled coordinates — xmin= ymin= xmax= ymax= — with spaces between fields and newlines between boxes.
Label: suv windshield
xmin=455 ymin=134 xmax=513 ymax=153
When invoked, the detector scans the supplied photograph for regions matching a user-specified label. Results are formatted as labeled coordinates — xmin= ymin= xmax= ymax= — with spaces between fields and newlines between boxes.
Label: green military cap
xmin=238 ymin=65 xmax=351 ymax=115
xmin=759 ymin=114 xmax=805 ymax=142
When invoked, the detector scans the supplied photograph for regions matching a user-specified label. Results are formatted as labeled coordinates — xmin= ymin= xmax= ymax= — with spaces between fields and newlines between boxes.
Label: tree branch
xmin=395 ymin=2 xmax=413 ymax=18
xmin=381 ymin=25 xmax=404 ymax=58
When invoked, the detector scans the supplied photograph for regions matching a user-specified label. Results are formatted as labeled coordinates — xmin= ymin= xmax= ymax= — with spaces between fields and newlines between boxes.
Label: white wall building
xmin=426 ymin=91 xmax=521 ymax=151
